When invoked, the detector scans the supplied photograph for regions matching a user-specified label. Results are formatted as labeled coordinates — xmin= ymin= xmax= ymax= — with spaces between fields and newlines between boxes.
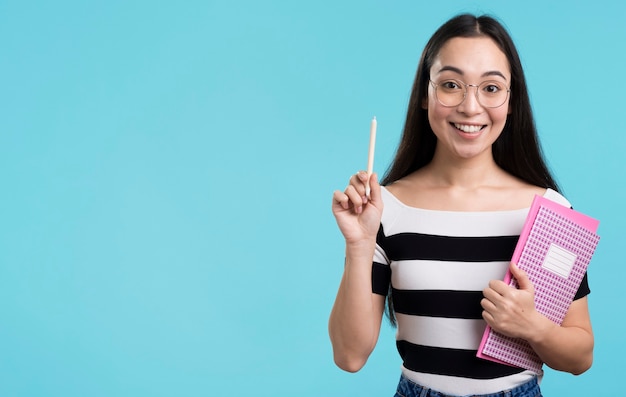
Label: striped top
xmin=372 ymin=187 xmax=590 ymax=395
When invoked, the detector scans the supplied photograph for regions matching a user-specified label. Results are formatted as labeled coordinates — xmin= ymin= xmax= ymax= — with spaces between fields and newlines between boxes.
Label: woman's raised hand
xmin=332 ymin=172 xmax=383 ymax=245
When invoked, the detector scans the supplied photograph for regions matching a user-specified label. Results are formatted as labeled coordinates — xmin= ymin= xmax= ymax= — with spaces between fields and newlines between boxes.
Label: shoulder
xmin=383 ymin=171 xmax=439 ymax=209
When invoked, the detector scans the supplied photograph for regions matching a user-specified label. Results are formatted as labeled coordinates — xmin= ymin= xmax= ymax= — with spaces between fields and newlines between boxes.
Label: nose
xmin=457 ymin=84 xmax=483 ymax=114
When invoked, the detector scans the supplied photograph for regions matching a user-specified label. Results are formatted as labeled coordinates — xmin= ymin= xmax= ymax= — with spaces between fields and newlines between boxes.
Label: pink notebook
xmin=477 ymin=194 xmax=600 ymax=373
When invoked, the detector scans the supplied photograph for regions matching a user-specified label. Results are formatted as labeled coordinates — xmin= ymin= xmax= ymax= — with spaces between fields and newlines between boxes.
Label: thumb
xmin=368 ymin=173 xmax=382 ymax=205
xmin=510 ymin=262 xmax=534 ymax=292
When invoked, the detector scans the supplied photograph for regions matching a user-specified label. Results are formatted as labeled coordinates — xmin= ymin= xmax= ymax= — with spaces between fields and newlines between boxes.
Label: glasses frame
xmin=429 ymin=79 xmax=511 ymax=108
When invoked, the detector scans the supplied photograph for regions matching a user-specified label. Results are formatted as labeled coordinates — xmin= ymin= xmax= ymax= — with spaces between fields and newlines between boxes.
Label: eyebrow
xmin=437 ymin=66 xmax=508 ymax=80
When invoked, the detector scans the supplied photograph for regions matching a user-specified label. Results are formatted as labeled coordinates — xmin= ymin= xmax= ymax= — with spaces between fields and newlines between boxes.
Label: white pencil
xmin=366 ymin=116 xmax=377 ymax=197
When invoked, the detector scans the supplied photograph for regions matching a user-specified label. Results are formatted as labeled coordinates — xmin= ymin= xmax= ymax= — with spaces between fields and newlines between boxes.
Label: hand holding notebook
xmin=477 ymin=194 xmax=600 ymax=373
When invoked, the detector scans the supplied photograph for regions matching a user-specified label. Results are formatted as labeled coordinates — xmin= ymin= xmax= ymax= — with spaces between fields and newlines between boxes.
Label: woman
xmin=329 ymin=14 xmax=593 ymax=397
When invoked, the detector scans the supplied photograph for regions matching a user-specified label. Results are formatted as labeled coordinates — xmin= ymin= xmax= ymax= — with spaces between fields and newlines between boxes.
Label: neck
xmin=426 ymin=149 xmax=503 ymax=189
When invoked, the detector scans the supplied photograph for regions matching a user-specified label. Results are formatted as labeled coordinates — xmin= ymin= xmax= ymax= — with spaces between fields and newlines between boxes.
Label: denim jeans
xmin=394 ymin=375 xmax=542 ymax=397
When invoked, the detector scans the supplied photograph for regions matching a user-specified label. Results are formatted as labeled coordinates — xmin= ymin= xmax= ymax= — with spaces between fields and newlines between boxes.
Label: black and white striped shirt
xmin=372 ymin=187 xmax=590 ymax=395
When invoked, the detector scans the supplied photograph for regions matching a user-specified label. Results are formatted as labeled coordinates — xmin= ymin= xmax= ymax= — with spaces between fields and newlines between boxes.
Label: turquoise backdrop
xmin=1 ymin=1 xmax=624 ymax=396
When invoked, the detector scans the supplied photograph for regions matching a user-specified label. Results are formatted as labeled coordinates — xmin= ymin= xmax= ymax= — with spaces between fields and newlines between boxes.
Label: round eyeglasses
xmin=429 ymin=79 xmax=510 ymax=108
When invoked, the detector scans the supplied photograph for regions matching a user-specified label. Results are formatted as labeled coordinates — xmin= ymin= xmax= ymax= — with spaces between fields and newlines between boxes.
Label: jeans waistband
xmin=395 ymin=374 xmax=541 ymax=397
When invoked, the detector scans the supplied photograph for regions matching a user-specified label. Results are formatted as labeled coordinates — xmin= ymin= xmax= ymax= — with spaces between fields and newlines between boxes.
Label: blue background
xmin=1 ymin=1 xmax=624 ymax=396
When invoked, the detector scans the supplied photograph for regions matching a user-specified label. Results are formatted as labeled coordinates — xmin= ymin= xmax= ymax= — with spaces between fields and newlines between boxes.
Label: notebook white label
xmin=543 ymin=243 xmax=577 ymax=278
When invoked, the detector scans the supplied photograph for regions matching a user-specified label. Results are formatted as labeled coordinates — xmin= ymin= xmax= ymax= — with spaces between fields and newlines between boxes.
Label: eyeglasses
xmin=429 ymin=79 xmax=510 ymax=108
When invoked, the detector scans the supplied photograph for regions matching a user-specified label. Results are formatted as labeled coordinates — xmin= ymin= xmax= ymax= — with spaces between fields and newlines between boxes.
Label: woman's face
xmin=425 ymin=36 xmax=511 ymax=162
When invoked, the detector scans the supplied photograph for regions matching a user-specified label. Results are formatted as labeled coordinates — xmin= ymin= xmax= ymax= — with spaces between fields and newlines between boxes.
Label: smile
xmin=453 ymin=123 xmax=485 ymax=133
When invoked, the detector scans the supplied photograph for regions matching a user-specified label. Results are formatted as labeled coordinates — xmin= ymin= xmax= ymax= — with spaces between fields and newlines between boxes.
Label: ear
xmin=421 ymin=96 xmax=429 ymax=110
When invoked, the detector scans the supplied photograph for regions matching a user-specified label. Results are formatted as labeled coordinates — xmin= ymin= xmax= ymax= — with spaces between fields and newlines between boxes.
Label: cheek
xmin=490 ymin=107 xmax=509 ymax=125
xmin=428 ymin=102 xmax=451 ymax=124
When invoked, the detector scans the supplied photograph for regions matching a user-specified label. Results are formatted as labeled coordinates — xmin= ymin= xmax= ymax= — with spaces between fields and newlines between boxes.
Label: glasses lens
xmin=478 ymin=81 xmax=509 ymax=108
xmin=435 ymin=79 xmax=465 ymax=107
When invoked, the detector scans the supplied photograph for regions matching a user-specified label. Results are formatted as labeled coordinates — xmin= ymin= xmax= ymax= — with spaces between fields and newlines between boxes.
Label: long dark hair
xmin=382 ymin=14 xmax=560 ymax=325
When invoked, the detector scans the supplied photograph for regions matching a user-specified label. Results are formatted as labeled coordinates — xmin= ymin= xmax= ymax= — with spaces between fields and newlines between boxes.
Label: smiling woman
xmin=329 ymin=13 xmax=593 ymax=397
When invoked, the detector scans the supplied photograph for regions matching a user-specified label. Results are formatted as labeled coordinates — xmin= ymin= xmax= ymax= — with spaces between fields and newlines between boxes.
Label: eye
xmin=439 ymin=80 xmax=463 ymax=92
xmin=482 ymin=81 xmax=506 ymax=95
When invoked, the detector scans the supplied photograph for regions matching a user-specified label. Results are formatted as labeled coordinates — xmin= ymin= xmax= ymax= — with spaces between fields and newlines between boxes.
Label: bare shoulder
xmin=498 ymin=179 xmax=547 ymax=209
xmin=385 ymin=170 xmax=447 ymax=209
xmin=384 ymin=170 xmax=432 ymax=206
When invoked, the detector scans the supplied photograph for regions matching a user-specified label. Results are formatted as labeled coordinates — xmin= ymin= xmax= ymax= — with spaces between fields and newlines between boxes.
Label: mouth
xmin=452 ymin=123 xmax=486 ymax=134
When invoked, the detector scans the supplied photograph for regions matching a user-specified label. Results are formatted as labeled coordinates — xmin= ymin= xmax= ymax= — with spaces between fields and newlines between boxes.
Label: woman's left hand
xmin=481 ymin=262 xmax=543 ymax=339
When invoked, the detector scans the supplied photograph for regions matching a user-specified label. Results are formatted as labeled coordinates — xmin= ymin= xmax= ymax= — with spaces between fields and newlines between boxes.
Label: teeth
xmin=454 ymin=123 xmax=483 ymax=133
